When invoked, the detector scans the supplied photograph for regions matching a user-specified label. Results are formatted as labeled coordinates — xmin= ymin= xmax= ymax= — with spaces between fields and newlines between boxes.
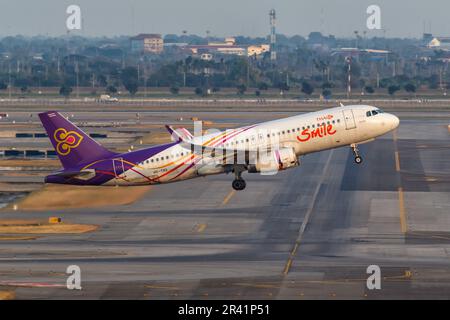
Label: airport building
xmin=130 ymin=34 xmax=164 ymax=54
xmin=427 ymin=37 xmax=450 ymax=50
xmin=331 ymin=48 xmax=390 ymax=61
xmin=184 ymin=37 xmax=270 ymax=58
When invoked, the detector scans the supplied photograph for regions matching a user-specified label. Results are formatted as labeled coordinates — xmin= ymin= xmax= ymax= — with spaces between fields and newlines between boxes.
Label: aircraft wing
xmin=165 ymin=125 xmax=254 ymax=151
xmin=165 ymin=125 xmax=266 ymax=165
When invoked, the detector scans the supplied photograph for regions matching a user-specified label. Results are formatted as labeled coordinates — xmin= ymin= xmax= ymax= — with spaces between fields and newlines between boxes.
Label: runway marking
xmin=233 ymin=282 xmax=279 ymax=289
xmin=294 ymin=272 xmax=413 ymax=285
xmin=395 ymin=151 xmax=401 ymax=172
xmin=283 ymin=258 xmax=293 ymax=275
xmin=221 ymin=190 xmax=236 ymax=206
xmin=145 ymin=284 xmax=180 ymax=290
xmin=283 ymin=150 xmax=334 ymax=275
xmin=393 ymin=129 xmax=408 ymax=234
xmin=0 ymin=291 xmax=15 ymax=300
xmin=0 ymin=281 xmax=65 ymax=288
xmin=398 ymin=187 xmax=408 ymax=234
xmin=408 ymin=231 xmax=450 ymax=241
xmin=196 ymin=223 xmax=207 ymax=233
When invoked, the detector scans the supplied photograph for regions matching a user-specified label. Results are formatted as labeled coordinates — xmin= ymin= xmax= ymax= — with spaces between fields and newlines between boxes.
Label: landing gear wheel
xmin=350 ymin=143 xmax=362 ymax=165
xmin=232 ymin=179 xmax=246 ymax=191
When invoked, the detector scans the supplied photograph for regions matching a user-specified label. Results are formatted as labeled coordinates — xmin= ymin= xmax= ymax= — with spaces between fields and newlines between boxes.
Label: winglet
xmin=164 ymin=125 xmax=193 ymax=142
xmin=165 ymin=125 xmax=176 ymax=136
xmin=165 ymin=125 xmax=181 ymax=142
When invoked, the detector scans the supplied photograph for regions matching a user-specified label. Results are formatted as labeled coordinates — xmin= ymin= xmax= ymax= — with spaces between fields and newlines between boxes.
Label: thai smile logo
xmin=54 ymin=128 xmax=83 ymax=156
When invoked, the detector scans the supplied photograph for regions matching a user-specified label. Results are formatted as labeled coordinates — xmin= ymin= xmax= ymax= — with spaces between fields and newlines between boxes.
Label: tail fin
xmin=39 ymin=111 xmax=116 ymax=169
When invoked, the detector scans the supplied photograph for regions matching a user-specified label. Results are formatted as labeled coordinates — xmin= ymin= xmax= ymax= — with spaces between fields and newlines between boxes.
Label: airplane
xmin=38 ymin=104 xmax=399 ymax=191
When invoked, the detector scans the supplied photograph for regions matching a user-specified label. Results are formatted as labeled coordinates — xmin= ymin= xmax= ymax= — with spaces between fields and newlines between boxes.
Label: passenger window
xmin=372 ymin=110 xmax=378 ymax=116
xmin=366 ymin=111 xmax=371 ymax=117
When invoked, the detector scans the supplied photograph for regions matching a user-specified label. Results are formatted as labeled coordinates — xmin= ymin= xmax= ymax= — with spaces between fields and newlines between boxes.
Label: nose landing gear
xmin=231 ymin=165 xmax=246 ymax=191
xmin=232 ymin=179 xmax=246 ymax=191
xmin=351 ymin=143 xmax=363 ymax=164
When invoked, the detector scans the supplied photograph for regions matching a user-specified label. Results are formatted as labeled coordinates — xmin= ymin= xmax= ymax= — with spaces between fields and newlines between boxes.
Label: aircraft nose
xmin=391 ymin=114 xmax=400 ymax=129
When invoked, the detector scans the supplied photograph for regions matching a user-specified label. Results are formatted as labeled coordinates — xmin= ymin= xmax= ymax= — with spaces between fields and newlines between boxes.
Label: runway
xmin=0 ymin=108 xmax=449 ymax=299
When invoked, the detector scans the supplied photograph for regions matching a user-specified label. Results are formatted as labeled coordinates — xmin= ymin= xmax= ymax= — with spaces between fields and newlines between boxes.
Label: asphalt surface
xmin=0 ymin=109 xmax=449 ymax=299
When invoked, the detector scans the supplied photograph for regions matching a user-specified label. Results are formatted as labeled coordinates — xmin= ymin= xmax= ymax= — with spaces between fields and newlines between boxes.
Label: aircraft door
xmin=342 ymin=109 xmax=356 ymax=130
xmin=250 ymin=135 xmax=257 ymax=147
xmin=112 ymin=158 xmax=126 ymax=179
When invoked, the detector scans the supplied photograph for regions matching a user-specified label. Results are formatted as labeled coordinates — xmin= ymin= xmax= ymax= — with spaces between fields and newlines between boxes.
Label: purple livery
xmin=39 ymin=111 xmax=177 ymax=185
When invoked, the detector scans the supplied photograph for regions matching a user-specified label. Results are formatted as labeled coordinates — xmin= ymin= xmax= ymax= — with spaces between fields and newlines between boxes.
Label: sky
xmin=0 ymin=0 xmax=448 ymax=38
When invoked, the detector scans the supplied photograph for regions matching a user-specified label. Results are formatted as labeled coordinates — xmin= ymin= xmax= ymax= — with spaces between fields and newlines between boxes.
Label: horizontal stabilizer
xmin=53 ymin=169 xmax=96 ymax=180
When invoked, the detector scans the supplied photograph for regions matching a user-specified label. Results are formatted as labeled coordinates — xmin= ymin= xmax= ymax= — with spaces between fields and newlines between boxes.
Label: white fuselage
xmin=106 ymin=105 xmax=399 ymax=185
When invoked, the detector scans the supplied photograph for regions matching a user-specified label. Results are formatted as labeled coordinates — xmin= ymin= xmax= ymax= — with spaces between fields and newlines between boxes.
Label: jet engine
xmin=248 ymin=148 xmax=299 ymax=173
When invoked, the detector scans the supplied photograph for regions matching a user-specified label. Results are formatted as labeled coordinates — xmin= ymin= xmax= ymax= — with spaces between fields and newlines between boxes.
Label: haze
xmin=0 ymin=0 xmax=448 ymax=38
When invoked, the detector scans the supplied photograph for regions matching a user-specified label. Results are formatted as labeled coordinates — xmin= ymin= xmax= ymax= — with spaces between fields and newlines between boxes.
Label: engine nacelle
xmin=197 ymin=163 xmax=226 ymax=176
xmin=248 ymin=148 xmax=299 ymax=173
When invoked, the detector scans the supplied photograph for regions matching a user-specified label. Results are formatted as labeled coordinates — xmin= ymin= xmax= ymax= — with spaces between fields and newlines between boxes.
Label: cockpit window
xmin=368 ymin=108 xmax=384 ymax=117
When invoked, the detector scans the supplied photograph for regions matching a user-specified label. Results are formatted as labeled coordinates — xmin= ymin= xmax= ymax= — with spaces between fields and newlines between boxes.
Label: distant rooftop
xmin=130 ymin=33 xmax=162 ymax=40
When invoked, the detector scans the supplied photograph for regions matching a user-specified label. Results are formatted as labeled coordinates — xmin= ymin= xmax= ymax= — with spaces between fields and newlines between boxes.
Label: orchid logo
xmin=54 ymin=128 xmax=83 ymax=156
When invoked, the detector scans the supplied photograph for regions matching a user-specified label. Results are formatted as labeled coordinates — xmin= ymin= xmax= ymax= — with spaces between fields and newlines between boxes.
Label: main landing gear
xmin=232 ymin=166 xmax=246 ymax=191
xmin=351 ymin=143 xmax=363 ymax=164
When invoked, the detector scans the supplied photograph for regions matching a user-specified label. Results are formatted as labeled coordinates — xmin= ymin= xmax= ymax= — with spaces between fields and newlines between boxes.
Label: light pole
xmin=75 ymin=61 xmax=79 ymax=98
xmin=346 ymin=56 xmax=352 ymax=99
xmin=8 ymin=63 xmax=11 ymax=99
